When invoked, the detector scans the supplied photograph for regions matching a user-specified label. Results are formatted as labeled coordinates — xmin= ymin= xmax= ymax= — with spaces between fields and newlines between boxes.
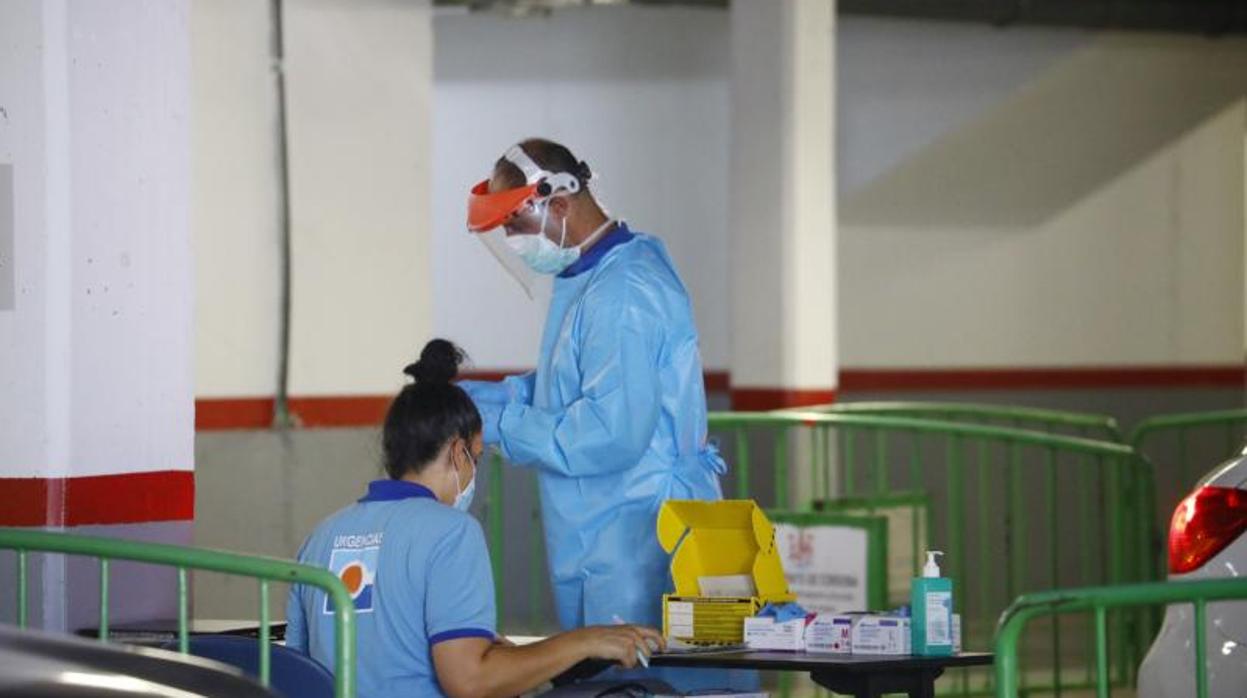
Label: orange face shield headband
xmin=465 ymin=145 xmax=580 ymax=233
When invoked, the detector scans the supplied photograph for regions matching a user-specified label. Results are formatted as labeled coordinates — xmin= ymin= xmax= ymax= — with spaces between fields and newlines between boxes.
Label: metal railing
xmin=1132 ymin=408 xmax=1247 ymax=505
xmin=995 ymin=578 xmax=1247 ymax=698
xmin=706 ymin=411 xmax=1149 ymax=695
xmin=801 ymin=402 xmax=1123 ymax=441
xmin=1129 ymin=408 xmax=1247 ymax=589
xmin=0 ymin=528 xmax=356 ymax=698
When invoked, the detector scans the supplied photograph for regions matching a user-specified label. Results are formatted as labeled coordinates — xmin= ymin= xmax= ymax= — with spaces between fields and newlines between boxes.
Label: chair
xmin=161 ymin=635 xmax=334 ymax=698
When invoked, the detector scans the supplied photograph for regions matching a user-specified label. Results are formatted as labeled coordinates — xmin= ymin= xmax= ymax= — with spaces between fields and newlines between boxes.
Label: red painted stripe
xmin=196 ymin=397 xmax=275 ymax=430
xmin=0 ymin=470 xmax=194 ymax=527
xmin=192 ymin=365 xmax=1246 ymax=430
xmin=730 ymin=388 xmax=838 ymax=411
xmin=288 ymin=396 xmax=392 ymax=428
xmin=839 ymin=366 xmax=1247 ymax=391
xmin=704 ymin=370 xmax=731 ymax=392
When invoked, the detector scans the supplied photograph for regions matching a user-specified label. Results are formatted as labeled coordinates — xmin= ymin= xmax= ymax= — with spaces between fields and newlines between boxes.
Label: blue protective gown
xmin=468 ymin=224 xmax=725 ymax=623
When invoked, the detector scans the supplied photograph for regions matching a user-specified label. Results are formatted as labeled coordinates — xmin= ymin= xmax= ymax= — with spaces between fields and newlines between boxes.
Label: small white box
xmin=743 ymin=616 xmax=806 ymax=651
xmin=805 ymin=614 xmax=856 ymax=654
xmin=952 ymin=613 xmax=962 ymax=654
xmin=851 ymin=615 xmax=911 ymax=655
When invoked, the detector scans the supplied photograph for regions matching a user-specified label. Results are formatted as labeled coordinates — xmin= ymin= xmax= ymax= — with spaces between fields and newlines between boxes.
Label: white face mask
xmin=503 ymin=205 xmax=617 ymax=276
xmin=451 ymin=444 xmax=477 ymax=513
xmin=503 ymin=201 xmax=580 ymax=275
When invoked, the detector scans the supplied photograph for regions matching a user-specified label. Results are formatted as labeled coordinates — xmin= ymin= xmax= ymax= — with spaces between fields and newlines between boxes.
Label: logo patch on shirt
xmin=325 ymin=544 xmax=379 ymax=615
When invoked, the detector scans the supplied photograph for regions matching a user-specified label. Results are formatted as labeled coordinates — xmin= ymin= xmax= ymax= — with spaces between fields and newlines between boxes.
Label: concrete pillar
xmin=0 ymin=0 xmax=193 ymax=631
xmin=728 ymin=0 xmax=838 ymax=411
xmin=284 ymin=0 xmax=433 ymax=405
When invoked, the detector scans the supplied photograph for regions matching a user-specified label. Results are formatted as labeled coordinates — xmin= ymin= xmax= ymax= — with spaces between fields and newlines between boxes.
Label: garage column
xmin=728 ymin=0 xmax=838 ymax=411
xmin=0 ymin=0 xmax=193 ymax=630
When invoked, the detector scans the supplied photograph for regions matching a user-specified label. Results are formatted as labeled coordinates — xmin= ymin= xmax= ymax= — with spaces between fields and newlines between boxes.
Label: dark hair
xmin=382 ymin=339 xmax=482 ymax=480
xmin=494 ymin=137 xmax=594 ymax=193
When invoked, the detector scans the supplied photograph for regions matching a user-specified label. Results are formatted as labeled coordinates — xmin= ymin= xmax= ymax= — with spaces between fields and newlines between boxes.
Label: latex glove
xmin=459 ymin=380 xmax=510 ymax=406
xmin=475 ymin=398 xmax=504 ymax=446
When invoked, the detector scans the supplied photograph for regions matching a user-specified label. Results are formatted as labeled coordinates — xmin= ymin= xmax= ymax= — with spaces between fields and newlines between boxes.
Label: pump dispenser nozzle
xmin=922 ymin=551 xmax=944 ymax=578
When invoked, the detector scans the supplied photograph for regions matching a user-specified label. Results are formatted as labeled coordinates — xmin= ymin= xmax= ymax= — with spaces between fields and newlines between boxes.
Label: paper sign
xmin=774 ymin=523 xmax=869 ymax=614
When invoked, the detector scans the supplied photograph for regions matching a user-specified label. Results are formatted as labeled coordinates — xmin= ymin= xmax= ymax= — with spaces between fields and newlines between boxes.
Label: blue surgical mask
xmin=452 ymin=445 xmax=477 ymax=512
xmin=503 ymin=202 xmax=580 ymax=275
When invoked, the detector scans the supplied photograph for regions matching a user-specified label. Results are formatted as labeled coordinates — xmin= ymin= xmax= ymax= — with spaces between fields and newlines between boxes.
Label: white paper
xmin=697 ymin=574 xmax=756 ymax=598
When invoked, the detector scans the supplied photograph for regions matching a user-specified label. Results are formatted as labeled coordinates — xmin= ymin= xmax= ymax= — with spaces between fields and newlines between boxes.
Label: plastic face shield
xmin=465 ymin=145 xmax=581 ymax=298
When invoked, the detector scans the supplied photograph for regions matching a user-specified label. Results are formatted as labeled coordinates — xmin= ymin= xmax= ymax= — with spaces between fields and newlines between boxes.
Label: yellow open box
xmin=657 ymin=499 xmax=795 ymax=645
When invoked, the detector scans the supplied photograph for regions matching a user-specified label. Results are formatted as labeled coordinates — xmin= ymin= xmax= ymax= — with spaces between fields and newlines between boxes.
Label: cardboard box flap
xmin=657 ymin=499 xmax=793 ymax=601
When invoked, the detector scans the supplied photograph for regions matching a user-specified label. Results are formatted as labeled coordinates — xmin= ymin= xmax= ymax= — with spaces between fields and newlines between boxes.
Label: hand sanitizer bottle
xmin=911 ymin=551 xmax=954 ymax=656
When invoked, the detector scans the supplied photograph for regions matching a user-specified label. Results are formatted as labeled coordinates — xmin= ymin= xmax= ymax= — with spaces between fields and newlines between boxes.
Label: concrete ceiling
xmin=434 ymin=0 xmax=1247 ymax=35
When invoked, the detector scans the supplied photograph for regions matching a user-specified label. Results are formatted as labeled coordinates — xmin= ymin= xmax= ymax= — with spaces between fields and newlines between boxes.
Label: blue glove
xmin=459 ymin=380 xmax=510 ymax=406
xmin=475 ymin=398 xmax=504 ymax=446
xmin=758 ymin=602 xmax=810 ymax=623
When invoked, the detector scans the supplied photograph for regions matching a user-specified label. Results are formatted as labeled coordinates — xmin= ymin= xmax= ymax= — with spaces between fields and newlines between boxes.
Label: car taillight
xmin=1169 ymin=486 xmax=1247 ymax=574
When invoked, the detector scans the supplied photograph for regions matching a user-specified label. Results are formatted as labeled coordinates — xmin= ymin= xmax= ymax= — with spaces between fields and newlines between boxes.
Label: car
xmin=0 ymin=623 xmax=275 ymax=697
xmin=1137 ymin=448 xmax=1247 ymax=698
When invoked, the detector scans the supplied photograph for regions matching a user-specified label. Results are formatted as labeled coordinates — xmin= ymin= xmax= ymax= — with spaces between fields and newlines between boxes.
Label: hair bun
xmin=404 ymin=339 xmax=465 ymax=385
xmin=577 ymin=160 xmax=592 ymax=182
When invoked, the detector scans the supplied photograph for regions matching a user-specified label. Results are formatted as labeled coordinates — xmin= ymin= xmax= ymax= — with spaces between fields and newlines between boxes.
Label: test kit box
xmin=953 ymin=614 xmax=962 ymax=654
xmin=657 ymin=500 xmax=796 ymax=645
xmin=850 ymin=615 xmax=911 ymax=655
xmin=805 ymin=614 xmax=856 ymax=654
xmin=743 ymin=616 xmax=807 ymax=651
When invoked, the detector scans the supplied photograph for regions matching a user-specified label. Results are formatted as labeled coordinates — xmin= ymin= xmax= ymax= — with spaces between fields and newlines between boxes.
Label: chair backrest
xmin=162 ymin=635 xmax=334 ymax=698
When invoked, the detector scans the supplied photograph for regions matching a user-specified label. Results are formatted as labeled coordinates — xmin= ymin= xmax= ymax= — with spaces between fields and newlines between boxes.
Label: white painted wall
xmin=0 ymin=0 xmax=53 ymax=475
xmin=285 ymin=0 xmax=433 ymax=396
xmin=0 ymin=0 xmax=193 ymax=479
xmin=840 ymin=36 xmax=1247 ymax=367
xmin=191 ymin=9 xmax=1247 ymax=399
xmin=728 ymin=0 xmax=836 ymax=392
xmin=192 ymin=0 xmax=433 ymax=399
xmin=192 ymin=0 xmax=283 ymax=399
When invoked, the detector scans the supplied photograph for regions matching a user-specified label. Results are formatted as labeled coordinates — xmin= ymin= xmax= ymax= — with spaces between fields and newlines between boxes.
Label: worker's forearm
xmin=475 ymin=634 xmax=589 ymax=698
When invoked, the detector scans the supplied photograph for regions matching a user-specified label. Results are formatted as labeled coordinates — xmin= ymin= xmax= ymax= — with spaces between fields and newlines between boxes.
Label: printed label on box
xmin=851 ymin=616 xmax=911 ymax=655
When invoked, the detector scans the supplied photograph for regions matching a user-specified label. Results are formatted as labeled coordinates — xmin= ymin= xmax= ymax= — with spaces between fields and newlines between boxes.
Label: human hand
xmin=475 ymin=399 xmax=503 ymax=446
xmin=573 ymin=625 xmax=666 ymax=669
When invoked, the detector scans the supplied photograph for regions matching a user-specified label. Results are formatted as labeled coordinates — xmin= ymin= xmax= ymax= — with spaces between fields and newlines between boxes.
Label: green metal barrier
xmin=1130 ymin=408 xmax=1247 ymax=587
xmin=803 ymin=402 xmax=1123 ymax=441
xmin=708 ymin=411 xmax=1149 ymax=695
xmin=995 ymin=578 xmax=1247 ymax=698
xmin=1132 ymin=407 xmax=1247 ymax=507
xmin=0 ymin=528 xmax=356 ymax=698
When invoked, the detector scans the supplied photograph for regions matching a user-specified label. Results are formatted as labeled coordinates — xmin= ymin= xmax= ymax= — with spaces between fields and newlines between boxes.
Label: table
xmin=76 ymin=619 xmax=288 ymax=646
xmin=649 ymin=650 xmax=993 ymax=698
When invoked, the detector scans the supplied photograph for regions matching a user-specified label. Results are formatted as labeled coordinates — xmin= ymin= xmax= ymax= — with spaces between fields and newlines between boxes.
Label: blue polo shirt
xmin=286 ymin=480 xmax=496 ymax=697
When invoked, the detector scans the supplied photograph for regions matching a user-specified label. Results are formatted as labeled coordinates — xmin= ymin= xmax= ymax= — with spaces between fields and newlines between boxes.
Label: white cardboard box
xmin=743 ymin=616 xmax=806 ymax=651
xmin=952 ymin=613 xmax=962 ymax=654
xmin=850 ymin=615 xmax=911 ymax=655
xmin=805 ymin=614 xmax=855 ymax=654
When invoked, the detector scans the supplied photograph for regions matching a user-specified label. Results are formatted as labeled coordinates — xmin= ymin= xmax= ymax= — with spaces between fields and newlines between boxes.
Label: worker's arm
xmin=497 ymin=284 xmax=662 ymax=477
xmin=432 ymin=625 xmax=664 ymax=698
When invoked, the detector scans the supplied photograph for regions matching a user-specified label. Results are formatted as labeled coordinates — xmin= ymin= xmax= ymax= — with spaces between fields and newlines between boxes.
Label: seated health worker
xmin=286 ymin=339 xmax=664 ymax=698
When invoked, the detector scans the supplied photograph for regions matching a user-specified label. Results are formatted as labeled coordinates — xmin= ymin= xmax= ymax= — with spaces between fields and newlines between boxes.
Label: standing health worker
xmin=461 ymin=138 xmax=726 ymax=638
